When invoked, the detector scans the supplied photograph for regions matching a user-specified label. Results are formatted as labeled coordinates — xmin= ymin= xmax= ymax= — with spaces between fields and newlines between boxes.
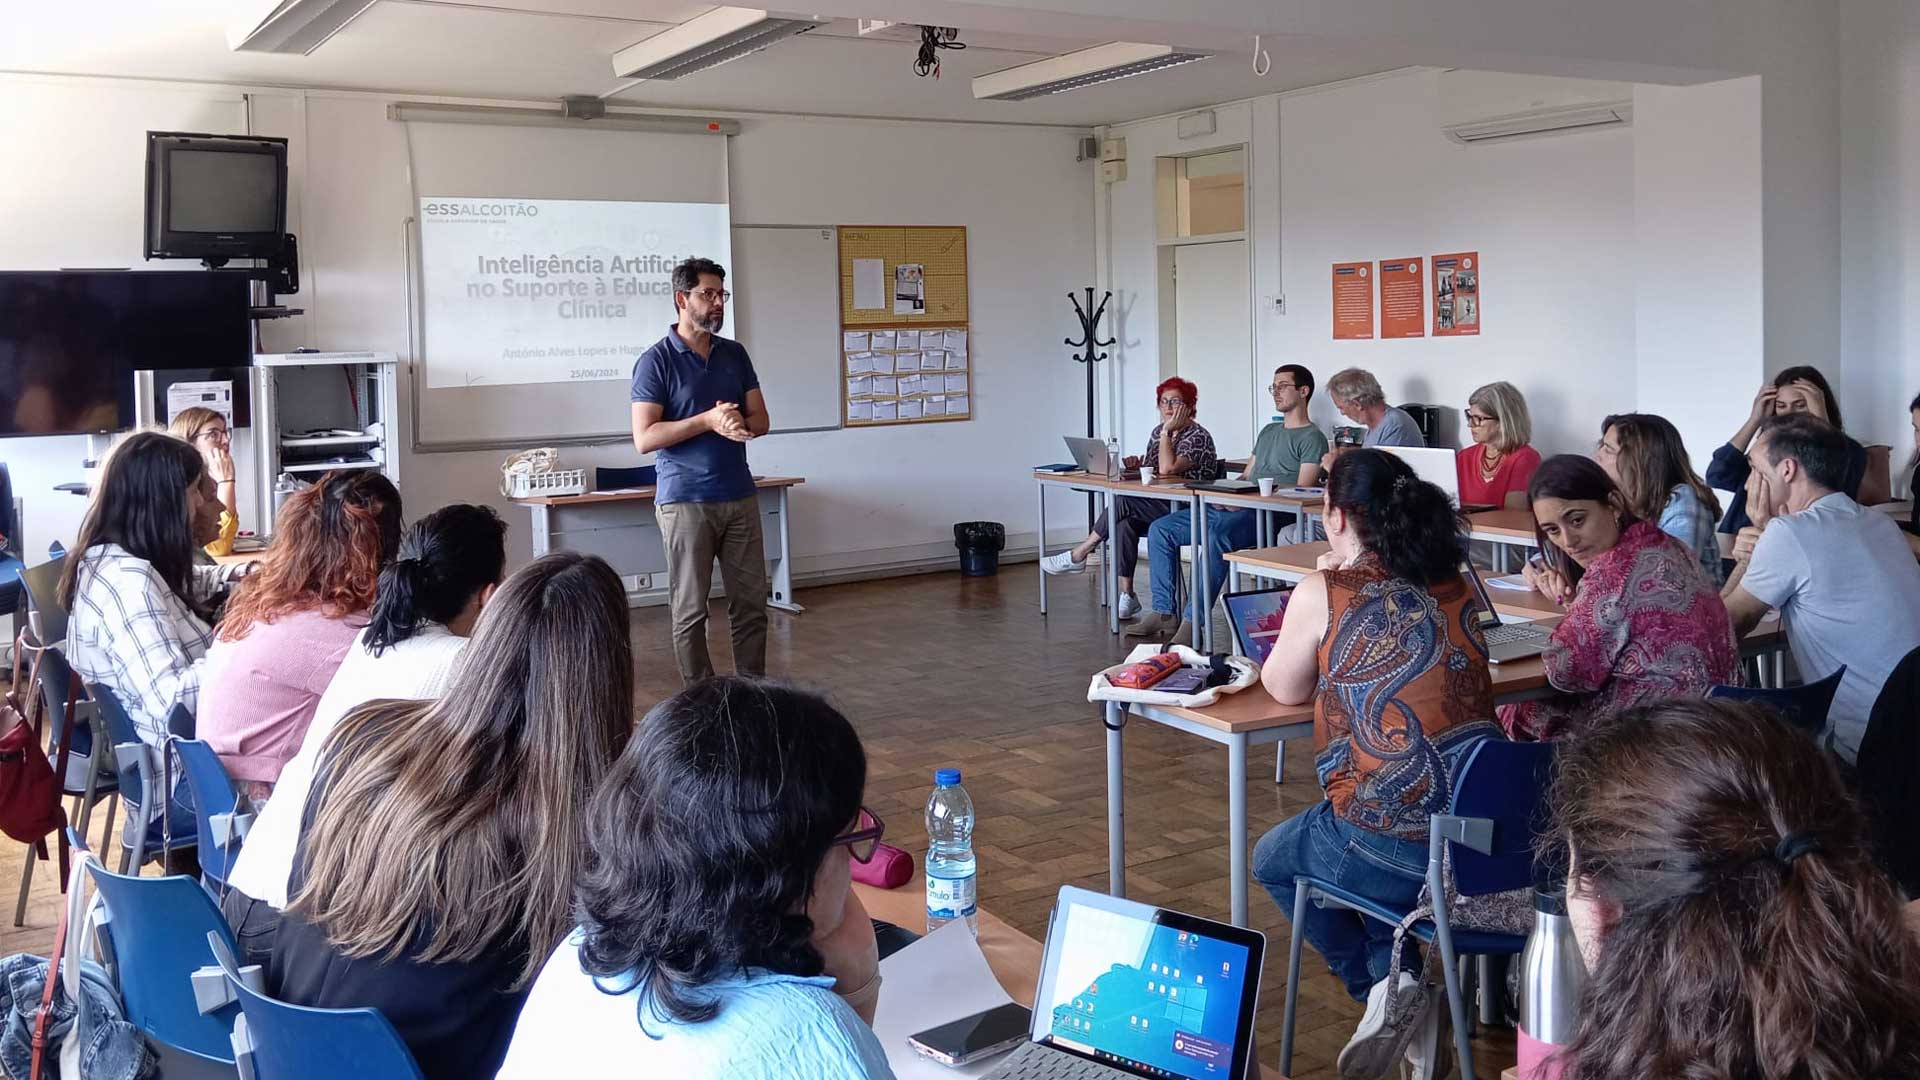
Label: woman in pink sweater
xmin=197 ymin=470 xmax=402 ymax=802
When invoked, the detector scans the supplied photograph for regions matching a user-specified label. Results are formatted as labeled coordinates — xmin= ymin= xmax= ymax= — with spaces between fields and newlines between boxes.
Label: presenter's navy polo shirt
xmin=629 ymin=327 xmax=760 ymax=505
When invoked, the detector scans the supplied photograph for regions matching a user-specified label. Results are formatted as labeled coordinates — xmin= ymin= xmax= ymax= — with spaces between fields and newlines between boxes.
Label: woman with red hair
xmin=1040 ymin=376 xmax=1219 ymax=620
xmin=198 ymin=469 xmax=402 ymax=802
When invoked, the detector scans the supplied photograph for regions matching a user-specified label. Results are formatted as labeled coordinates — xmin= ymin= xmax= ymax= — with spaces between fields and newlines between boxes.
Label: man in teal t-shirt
xmin=1133 ymin=365 xmax=1330 ymax=641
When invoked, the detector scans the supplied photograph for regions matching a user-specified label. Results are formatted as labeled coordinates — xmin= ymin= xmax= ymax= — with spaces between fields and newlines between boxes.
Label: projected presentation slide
xmin=418 ymin=197 xmax=731 ymax=389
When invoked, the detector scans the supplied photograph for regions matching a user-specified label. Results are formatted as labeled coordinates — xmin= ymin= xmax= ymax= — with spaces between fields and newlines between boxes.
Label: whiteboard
xmin=731 ymin=225 xmax=842 ymax=433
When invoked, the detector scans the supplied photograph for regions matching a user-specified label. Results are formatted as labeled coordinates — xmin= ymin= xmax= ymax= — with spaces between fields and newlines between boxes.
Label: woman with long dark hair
xmin=62 ymin=430 xmax=237 ymax=746
xmin=269 ymin=552 xmax=633 ymax=1080
xmin=1554 ymin=697 xmax=1920 ymax=1080
xmin=497 ymin=678 xmax=892 ymax=1078
xmin=1252 ymin=449 xmax=1501 ymax=1079
xmin=1507 ymin=456 xmax=1736 ymax=740
xmin=1593 ymin=412 xmax=1722 ymax=585
xmin=197 ymin=469 xmax=402 ymax=801
xmin=1705 ymin=365 xmax=1891 ymax=540
xmin=221 ymin=504 xmax=507 ymax=963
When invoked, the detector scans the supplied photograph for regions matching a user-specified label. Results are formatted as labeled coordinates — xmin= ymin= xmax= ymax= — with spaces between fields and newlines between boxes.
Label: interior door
xmin=1172 ymin=240 xmax=1253 ymax=457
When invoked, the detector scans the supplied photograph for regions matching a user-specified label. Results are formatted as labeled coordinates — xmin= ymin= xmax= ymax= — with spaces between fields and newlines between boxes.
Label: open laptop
xmin=1224 ymin=587 xmax=1292 ymax=667
xmin=1380 ymin=445 xmax=1462 ymax=505
xmin=1065 ymin=436 xmax=1121 ymax=478
xmin=985 ymin=886 xmax=1266 ymax=1080
xmin=1462 ymin=561 xmax=1551 ymax=664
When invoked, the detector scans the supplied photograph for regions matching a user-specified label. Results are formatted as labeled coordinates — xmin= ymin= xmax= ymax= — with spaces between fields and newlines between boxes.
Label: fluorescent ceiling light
xmin=228 ymin=0 xmax=378 ymax=55
xmin=973 ymin=42 xmax=1212 ymax=102
xmin=612 ymin=7 xmax=830 ymax=81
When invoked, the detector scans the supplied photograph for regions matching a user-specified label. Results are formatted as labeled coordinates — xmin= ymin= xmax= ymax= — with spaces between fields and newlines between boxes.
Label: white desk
xmin=1033 ymin=470 xmax=1205 ymax=643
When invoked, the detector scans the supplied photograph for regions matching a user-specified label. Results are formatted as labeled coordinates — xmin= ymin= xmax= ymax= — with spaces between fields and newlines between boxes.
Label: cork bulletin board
xmin=838 ymin=225 xmax=971 ymax=427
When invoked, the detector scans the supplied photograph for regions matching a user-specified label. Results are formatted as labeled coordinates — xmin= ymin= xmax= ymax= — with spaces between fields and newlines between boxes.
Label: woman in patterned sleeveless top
xmin=1252 ymin=449 xmax=1502 ymax=1079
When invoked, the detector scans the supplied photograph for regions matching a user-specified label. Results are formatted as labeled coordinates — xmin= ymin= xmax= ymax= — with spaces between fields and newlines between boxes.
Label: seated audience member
xmin=1706 ymin=366 xmax=1891 ymax=540
xmin=220 ymin=504 xmax=508 ymax=964
xmin=1252 ymin=449 xmax=1500 ymax=1078
xmin=1504 ymin=456 xmax=1737 ymax=740
xmin=1317 ymin=367 xmax=1425 ymax=474
xmin=498 ymin=678 xmax=891 ymax=1079
xmin=169 ymin=406 xmax=240 ymax=558
xmin=1554 ymin=697 xmax=1920 ymax=1080
xmin=1901 ymin=391 xmax=1920 ymax=558
xmin=1594 ymin=413 xmax=1724 ymax=585
xmin=63 ymin=431 xmax=240 ymax=748
xmin=1723 ymin=414 xmax=1920 ymax=762
xmin=198 ymin=470 xmax=402 ymax=802
xmin=1128 ymin=367 xmax=1328 ymax=638
xmin=270 ymin=552 xmax=633 ymax=1080
xmin=1455 ymin=381 xmax=1540 ymax=510
xmin=1042 ymin=377 xmax=1219 ymax=620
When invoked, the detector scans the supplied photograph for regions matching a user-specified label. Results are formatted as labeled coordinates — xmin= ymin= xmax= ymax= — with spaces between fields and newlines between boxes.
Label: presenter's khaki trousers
xmin=655 ymin=493 xmax=770 ymax=683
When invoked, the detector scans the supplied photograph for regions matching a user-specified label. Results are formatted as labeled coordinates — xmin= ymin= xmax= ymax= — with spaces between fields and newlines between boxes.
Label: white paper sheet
xmin=846 ymin=353 xmax=873 ymax=375
xmin=1487 ymin=574 xmax=1533 ymax=592
xmin=873 ymin=374 xmax=899 ymax=396
xmin=896 ymin=330 xmax=920 ymax=350
xmin=948 ymin=395 xmax=970 ymax=415
xmin=848 ymin=376 xmax=874 ymax=397
xmin=900 ymin=375 xmax=923 ymax=396
xmin=874 ymin=399 xmax=899 ymax=421
xmin=853 ymin=259 xmax=887 ymax=310
xmin=873 ymin=921 xmax=1019 ymax=1080
xmin=943 ymin=329 xmax=968 ymax=354
xmin=849 ymin=400 xmax=874 ymax=421
xmin=928 ymin=395 xmax=946 ymax=413
xmin=945 ymin=351 xmax=968 ymax=371
xmin=843 ymin=331 xmax=871 ymax=352
xmin=868 ymin=353 xmax=895 ymax=374
xmin=945 ymin=373 xmax=969 ymax=393
xmin=901 ymin=398 xmax=925 ymax=419
xmin=917 ymin=350 xmax=942 ymax=371
xmin=871 ymin=330 xmax=897 ymax=351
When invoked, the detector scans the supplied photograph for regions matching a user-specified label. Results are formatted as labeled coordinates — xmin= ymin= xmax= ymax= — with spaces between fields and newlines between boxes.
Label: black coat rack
xmin=1066 ymin=288 xmax=1115 ymax=528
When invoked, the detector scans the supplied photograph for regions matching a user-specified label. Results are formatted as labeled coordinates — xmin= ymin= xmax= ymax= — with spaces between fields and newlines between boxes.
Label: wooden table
xmin=1194 ymin=487 xmax=1326 ymax=652
xmin=510 ymin=476 xmax=805 ymax=612
xmin=1225 ymin=543 xmax=1562 ymax=621
xmin=1033 ymin=470 xmax=1205 ymax=643
xmin=855 ymin=878 xmax=1289 ymax=1079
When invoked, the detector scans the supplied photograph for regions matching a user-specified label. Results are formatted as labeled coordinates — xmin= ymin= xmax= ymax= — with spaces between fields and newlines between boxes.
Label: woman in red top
xmin=1456 ymin=381 xmax=1541 ymax=510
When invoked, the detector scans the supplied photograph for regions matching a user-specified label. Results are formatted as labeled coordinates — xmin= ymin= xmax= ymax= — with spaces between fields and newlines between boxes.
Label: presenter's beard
xmin=697 ymin=310 xmax=724 ymax=335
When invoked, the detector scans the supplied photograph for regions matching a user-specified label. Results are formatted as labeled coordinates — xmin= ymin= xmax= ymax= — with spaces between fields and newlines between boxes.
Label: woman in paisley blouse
xmin=1253 ymin=449 xmax=1501 ymax=1078
xmin=1504 ymin=455 xmax=1738 ymax=741
xmin=1039 ymin=377 xmax=1219 ymax=622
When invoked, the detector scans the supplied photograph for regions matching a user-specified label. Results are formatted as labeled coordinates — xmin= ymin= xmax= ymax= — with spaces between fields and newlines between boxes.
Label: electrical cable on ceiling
xmin=915 ymin=26 xmax=964 ymax=78
xmin=1251 ymin=34 xmax=1271 ymax=76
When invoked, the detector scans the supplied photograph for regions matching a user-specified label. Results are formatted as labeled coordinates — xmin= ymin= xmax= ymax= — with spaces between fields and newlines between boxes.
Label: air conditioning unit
xmin=1443 ymin=101 xmax=1633 ymax=146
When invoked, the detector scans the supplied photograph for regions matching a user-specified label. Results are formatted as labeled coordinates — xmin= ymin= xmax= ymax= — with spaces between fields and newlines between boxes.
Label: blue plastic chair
xmin=204 ymin=932 xmax=426 ymax=1080
xmin=87 ymin=684 xmax=197 ymax=874
xmin=83 ymin=853 xmax=239 ymax=1070
xmin=16 ymin=554 xmax=68 ymax=649
xmin=1278 ymin=739 xmax=1555 ymax=1080
xmin=1708 ymin=665 xmax=1846 ymax=737
xmin=171 ymin=739 xmax=246 ymax=894
xmin=595 ymin=465 xmax=657 ymax=491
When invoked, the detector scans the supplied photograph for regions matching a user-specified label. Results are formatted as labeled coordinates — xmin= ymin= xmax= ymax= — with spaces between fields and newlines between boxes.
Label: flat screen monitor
xmin=146 ymin=132 xmax=289 ymax=263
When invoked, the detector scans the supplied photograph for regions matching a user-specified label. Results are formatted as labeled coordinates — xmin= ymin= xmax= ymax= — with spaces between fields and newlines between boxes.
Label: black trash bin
xmin=954 ymin=521 xmax=1006 ymax=577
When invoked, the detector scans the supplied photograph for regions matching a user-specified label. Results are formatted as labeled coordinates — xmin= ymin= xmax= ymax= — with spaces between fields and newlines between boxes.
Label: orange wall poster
xmin=1378 ymin=257 xmax=1425 ymax=338
xmin=1332 ymin=262 xmax=1374 ymax=339
xmin=1433 ymin=251 xmax=1480 ymax=336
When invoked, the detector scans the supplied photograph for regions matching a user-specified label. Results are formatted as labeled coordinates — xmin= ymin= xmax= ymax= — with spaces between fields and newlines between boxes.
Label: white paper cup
xmin=1258 ymin=477 xmax=1277 ymax=497
xmin=1138 ymin=466 xmax=1156 ymax=486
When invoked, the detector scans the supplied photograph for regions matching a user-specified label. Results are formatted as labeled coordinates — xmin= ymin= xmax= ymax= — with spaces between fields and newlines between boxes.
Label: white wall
xmin=0 ymin=74 xmax=1095 ymax=575
xmin=1632 ymin=77 xmax=1765 ymax=472
xmin=1839 ymin=0 xmax=1920 ymax=453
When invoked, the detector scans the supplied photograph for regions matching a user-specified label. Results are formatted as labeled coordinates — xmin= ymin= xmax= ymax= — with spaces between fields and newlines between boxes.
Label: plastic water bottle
xmin=1517 ymin=887 xmax=1586 ymax=1079
xmin=925 ymin=768 xmax=978 ymax=934
xmin=1105 ymin=436 xmax=1123 ymax=478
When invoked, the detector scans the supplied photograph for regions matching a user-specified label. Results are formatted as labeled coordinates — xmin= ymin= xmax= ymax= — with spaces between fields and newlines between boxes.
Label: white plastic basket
xmin=503 ymin=468 xmax=586 ymax=499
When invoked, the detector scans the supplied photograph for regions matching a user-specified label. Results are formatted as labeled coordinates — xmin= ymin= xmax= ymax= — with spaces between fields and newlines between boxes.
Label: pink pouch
xmin=851 ymin=842 xmax=915 ymax=889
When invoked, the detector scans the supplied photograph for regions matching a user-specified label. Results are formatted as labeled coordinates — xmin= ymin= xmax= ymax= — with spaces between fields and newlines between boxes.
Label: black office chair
xmin=1858 ymin=647 xmax=1920 ymax=895
xmin=594 ymin=466 xmax=657 ymax=491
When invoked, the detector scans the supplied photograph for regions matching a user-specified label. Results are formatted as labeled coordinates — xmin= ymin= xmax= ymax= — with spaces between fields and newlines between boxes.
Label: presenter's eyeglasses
xmin=832 ymin=808 xmax=886 ymax=863
xmin=686 ymin=287 xmax=732 ymax=304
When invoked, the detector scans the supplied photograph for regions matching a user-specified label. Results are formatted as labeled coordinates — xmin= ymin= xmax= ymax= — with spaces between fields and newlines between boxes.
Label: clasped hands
xmin=705 ymin=400 xmax=754 ymax=443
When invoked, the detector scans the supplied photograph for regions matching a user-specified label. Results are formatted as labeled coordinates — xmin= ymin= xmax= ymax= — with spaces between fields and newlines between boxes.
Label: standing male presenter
xmin=630 ymin=257 xmax=772 ymax=683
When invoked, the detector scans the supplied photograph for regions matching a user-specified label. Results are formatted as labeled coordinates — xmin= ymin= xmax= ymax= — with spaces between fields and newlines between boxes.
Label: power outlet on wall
xmin=623 ymin=573 xmax=653 ymax=592
xmin=1265 ymin=294 xmax=1286 ymax=316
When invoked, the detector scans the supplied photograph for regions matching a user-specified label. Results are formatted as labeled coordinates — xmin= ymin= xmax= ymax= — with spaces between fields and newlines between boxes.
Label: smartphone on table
xmin=907 ymin=1002 xmax=1032 ymax=1066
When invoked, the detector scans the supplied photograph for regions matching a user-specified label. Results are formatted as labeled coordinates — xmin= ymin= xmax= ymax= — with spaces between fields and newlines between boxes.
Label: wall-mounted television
xmin=0 ymin=271 xmax=254 ymax=438
xmin=145 ymin=132 xmax=289 ymax=264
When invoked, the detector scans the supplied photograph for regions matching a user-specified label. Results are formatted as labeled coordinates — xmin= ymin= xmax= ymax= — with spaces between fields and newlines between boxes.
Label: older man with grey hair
xmin=1276 ymin=368 xmax=1427 ymax=543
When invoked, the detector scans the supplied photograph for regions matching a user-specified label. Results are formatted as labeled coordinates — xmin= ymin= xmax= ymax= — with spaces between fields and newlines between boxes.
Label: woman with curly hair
xmin=197 ymin=469 xmax=401 ymax=801
xmin=497 ymin=677 xmax=892 ymax=1078
xmin=1554 ymin=697 xmax=1920 ymax=1080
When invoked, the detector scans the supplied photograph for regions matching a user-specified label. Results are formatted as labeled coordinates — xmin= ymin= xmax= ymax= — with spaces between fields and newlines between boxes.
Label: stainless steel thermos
xmin=1517 ymin=886 xmax=1586 ymax=1079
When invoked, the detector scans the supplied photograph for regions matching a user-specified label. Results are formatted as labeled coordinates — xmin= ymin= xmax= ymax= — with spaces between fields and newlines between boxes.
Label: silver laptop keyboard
xmin=1483 ymin=621 xmax=1549 ymax=646
xmin=983 ymin=1042 xmax=1138 ymax=1080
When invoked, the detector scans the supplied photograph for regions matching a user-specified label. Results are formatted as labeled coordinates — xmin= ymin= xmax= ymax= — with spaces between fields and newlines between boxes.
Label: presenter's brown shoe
xmin=1124 ymin=611 xmax=1177 ymax=638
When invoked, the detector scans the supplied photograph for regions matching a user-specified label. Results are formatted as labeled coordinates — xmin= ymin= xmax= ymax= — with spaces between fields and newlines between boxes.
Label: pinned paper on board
xmin=873 ymin=399 xmax=899 ymax=421
xmin=843 ymin=331 xmax=871 ymax=352
xmin=900 ymin=398 xmax=925 ymax=419
xmin=900 ymin=374 xmax=923 ymax=396
xmin=870 ymin=353 xmax=896 ymax=374
xmin=852 ymin=259 xmax=887 ymax=311
xmin=894 ymin=263 xmax=925 ymax=315
xmin=947 ymin=395 xmax=969 ymax=415
xmin=847 ymin=376 xmax=874 ymax=397
xmin=942 ymin=329 xmax=967 ymax=354
xmin=917 ymin=350 xmax=941 ymax=371
xmin=896 ymin=330 xmax=920 ymax=350
xmin=845 ymin=353 xmax=873 ymax=375
xmin=873 ymin=374 xmax=898 ymax=396
xmin=848 ymin=400 xmax=873 ymax=421
xmin=945 ymin=351 xmax=967 ymax=371
xmin=870 ymin=330 xmax=896 ymax=351
xmin=944 ymin=373 xmax=969 ymax=393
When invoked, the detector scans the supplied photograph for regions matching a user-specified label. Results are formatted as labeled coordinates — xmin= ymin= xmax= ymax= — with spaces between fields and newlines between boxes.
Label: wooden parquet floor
xmin=0 ymin=564 xmax=1516 ymax=1080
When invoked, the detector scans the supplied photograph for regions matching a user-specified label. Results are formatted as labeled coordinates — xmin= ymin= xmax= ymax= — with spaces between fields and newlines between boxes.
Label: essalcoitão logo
xmin=422 ymin=200 xmax=540 ymax=218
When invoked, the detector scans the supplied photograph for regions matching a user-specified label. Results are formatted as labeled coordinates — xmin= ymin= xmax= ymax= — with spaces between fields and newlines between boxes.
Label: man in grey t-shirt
xmin=1280 ymin=367 xmax=1425 ymax=543
xmin=1724 ymin=414 xmax=1920 ymax=760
